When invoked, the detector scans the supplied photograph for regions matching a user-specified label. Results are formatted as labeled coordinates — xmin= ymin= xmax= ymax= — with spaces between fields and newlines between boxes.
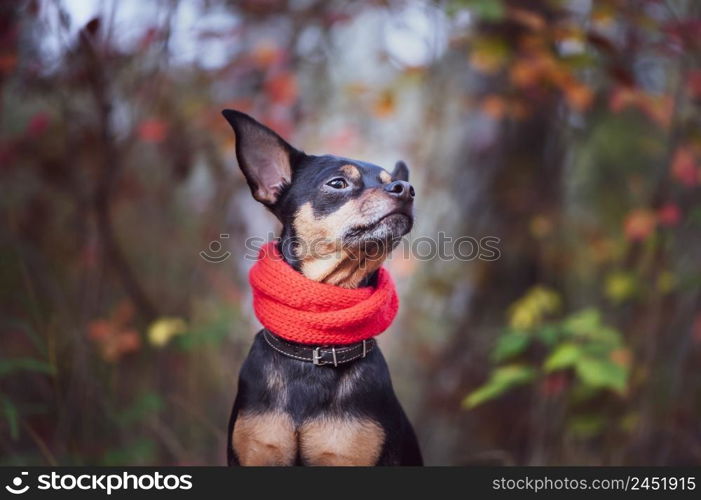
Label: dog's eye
xmin=325 ymin=178 xmax=348 ymax=190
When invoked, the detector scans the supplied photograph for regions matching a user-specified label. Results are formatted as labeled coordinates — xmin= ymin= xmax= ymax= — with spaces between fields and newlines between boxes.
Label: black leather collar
xmin=262 ymin=329 xmax=375 ymax=367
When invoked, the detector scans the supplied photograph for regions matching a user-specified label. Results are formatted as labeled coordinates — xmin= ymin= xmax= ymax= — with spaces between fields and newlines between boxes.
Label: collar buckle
xmin=312 ymin=346 xmax=338 ymax=367
xmin=312 ymin=347 xmax=325 ymax=366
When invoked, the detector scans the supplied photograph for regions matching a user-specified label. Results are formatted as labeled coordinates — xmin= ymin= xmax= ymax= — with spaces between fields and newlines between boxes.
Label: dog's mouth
xmin=344 ymin=209 xmax=413 ymax=246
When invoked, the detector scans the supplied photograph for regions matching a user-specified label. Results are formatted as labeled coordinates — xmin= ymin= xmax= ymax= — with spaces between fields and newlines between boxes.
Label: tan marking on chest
xmin=299 ymin=416 xmax=385 ymax=466
xmin=232 ymin=411 xmax=297 ymax=466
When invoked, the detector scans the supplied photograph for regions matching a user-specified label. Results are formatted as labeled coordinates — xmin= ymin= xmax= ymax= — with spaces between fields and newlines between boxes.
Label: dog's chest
xmin=232 ymin=410 xmax=385 ymax=466
xmin=232 ymin=358 xmax=386 ymax=465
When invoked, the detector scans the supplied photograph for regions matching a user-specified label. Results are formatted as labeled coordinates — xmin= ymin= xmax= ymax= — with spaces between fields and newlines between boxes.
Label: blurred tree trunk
xmin=79 ymin=21 xmax=159 ymax=324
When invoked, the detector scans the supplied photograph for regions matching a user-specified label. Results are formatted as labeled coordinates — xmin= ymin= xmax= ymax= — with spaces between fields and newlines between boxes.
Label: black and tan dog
xmin=222 ymin=109 xmax=422 ymax=466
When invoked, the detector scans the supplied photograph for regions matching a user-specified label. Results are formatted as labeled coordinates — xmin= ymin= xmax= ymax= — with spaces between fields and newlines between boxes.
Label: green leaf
xmin=585 ymin=326 xmax=622 ymax=347
xmin=463 ymin=365 xmax=536 ymax=408
xmin=562 ymin=309 xmax=601 ymax=337
xmin=462 ymin=383 xmax=505 ymax=409
xmin=492 ymin=331 xmax=530 ymax=361
xmin=544 ymin=342 xmax=582 ymax=372
xmin=535 ymin=324 xmax=560 ymax=346
xmin=1 ymin=397 xmax=19 ymax=440
xmin=575 ymin=357 xmax=628 ymax=393
xmin=0 ymin=358 xmax=55 ymax=378
xmin=463 ymin=0 xmax=505 ymax=21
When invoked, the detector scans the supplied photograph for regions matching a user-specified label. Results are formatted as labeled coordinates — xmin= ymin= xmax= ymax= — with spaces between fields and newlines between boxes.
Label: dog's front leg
xmin=299 ymin=416 xmax=385 ymax=466
xmin=232 ymin=411 xmax=297 ymax=466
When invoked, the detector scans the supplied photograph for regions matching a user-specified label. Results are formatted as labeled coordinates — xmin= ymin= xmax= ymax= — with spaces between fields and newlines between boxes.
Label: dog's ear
xmin=392 ymin=160 xmax=409 ymax=182
xmin=222 ymin=109 xmax=300 ymax=206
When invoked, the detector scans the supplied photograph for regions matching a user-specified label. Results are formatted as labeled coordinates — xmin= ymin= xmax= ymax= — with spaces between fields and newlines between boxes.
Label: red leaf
xmin=540 ymin=373 xmax=568 ymax=396
xmin=687 ymin=70 xmax=701 ymax=99
xmin=694 ymin=314 xmax=701 ymax=344
xmin=608 ymin=65 xmax=635 ymax=87
xmin=264 ymin=73 xmax=298 ymax=105
xmin=657 ymin=203 xmax=681 ymax=226
xmin=586 ymin=32 xmax=616 ymax=53
xmin=26 ymin=112 xmax=50 ymax=137
xmin=138 ymin=119 xmax=168 ymax=143
xmin=670 ymin=147 xmax=698 ymax=187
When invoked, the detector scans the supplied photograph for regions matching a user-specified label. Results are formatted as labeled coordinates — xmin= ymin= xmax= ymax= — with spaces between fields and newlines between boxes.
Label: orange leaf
xmin=88 ymin=320 xmax=112 ymax=341
xmin=641 ymin=95 xmax=673 ymax=128
xmin=265 ymin=73 xmax=298 ymax=105
xmin=609 ymin=86 xmax=636 ymax=112
xmin=623 ymin=209 xmax=656 ymax=242
xmin=610 ymin=348 xmax=632 ymax=367
xmin=564 ymin=82 xmax=593 ymax=112
xmin=118 ymin=330 xmax=142 ymax=353
xmin=252 ymin=40 xmax=283 ymax=67
xmin=481 ymin=95 xmax=507 ymax=119
xmin=510 ymin=59 xmax=541 ymax=87
xmin=373 ymin=90 xmax=395 ymax=118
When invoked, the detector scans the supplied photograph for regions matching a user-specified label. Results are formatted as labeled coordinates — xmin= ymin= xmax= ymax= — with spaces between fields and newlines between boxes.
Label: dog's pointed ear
xmin=222 ymin=109 xmax=300 ymax=206
xmin=392 ymin=160 xmax=410 ymax=182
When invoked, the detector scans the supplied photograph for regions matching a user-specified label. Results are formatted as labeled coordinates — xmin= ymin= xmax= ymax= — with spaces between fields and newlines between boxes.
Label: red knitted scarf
xmin=248 ymin=242 xmax=399 ymax=345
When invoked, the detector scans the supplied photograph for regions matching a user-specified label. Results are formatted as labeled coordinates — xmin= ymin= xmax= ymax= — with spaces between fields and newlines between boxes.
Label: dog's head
xmin=223 ymin=109 xmax=414 ymax=288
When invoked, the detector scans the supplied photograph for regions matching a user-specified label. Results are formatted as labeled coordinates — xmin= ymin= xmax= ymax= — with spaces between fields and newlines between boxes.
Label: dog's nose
xmin=384 ymin=180 xmax=415 ymax=201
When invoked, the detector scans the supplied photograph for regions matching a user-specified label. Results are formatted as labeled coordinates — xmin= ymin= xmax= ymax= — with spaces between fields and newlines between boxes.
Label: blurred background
xmin=1 ymin=0 xmax=700 ymax=466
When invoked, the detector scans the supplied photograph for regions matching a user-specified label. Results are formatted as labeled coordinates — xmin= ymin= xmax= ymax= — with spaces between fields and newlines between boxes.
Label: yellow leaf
xmin=604 ymin=271 xmax=636 ymax=304
xmin=508 ymin=286 xmax=561 ymax=329
xmin=469 ymin=37 xmax=509 ymax=75
xmin=148 ymin=317 xmax=188 ymax=348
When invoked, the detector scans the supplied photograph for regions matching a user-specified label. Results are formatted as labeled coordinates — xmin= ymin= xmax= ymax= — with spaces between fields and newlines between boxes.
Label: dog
xmin=222 ymin=109 xmax=422 ymax=466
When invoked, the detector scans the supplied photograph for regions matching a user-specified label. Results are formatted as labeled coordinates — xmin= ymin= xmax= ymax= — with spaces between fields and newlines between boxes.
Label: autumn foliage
xmin=1 ymin=0 xmax=700 ymax=465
